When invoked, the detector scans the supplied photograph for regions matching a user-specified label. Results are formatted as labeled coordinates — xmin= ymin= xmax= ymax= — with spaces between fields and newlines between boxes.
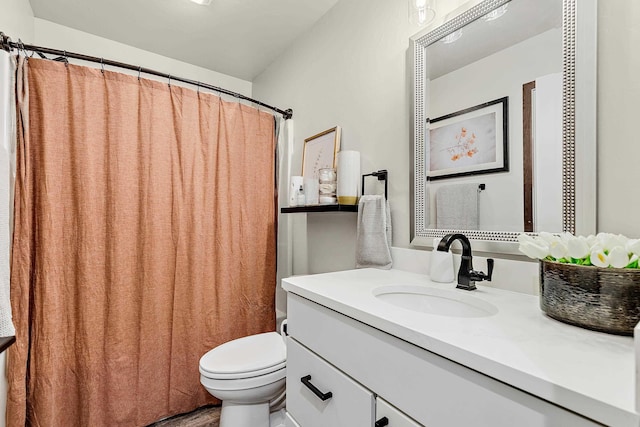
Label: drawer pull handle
xmin=300 ymin=374 xmax=333 ymax=401
xmin=375 ymin=417 xmax=389 ymax=427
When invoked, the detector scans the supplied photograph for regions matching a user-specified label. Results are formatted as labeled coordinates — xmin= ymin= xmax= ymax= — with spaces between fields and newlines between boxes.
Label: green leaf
xmin=626 ymin=260 xmax=639 ymax=269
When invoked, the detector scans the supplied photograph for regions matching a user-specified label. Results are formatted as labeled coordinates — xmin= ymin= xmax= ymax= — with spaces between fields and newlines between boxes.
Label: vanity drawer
xmin=286 ymin=337 xmax=375 ymax=427
xmin=376 ymin=397 xmax=422 ymax=427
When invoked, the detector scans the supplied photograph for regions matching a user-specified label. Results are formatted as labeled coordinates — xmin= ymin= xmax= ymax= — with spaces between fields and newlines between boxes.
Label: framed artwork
xmin=302 ymin=126 xmax=341 ymax=179
xmin=427 ymin=97 xmax=508 ymax=180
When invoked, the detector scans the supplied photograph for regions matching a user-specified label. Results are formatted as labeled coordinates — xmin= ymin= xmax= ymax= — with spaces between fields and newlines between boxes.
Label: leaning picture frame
xmin=427 ymin=97 xmax=508 ymax=181
xmin=302 ymin=126 xmax=341 ymax=179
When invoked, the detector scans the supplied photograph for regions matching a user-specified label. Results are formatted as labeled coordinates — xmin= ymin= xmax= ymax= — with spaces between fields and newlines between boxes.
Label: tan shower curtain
xmin=7 ymin=58 xmax=277 ymax=426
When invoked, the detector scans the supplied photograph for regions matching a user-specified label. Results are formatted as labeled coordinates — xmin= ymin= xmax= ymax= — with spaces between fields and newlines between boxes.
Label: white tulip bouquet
xmin=518 ymin=232 xmax=640 ymax=269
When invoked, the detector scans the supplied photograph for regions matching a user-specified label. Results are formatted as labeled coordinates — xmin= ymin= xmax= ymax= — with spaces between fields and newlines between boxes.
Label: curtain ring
xmin=100 ymin=58 xmax=105 ymax=74
xmin=138 ymin=66 xmax=142 ymax=81
xmin=63 ymin=50 xmax=68 ymax=67
xmin=196 ymin=81 xmax=200 ymax=93
xmin=18 ymin=39 xmax=28 ymax=60
xmin=168 ymin=74 xmax=171 ymax=88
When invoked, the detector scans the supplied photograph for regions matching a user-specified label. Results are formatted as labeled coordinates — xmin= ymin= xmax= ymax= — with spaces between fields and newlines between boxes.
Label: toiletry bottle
xmin=296 ymin=185 xmax=305 ymax=206
xmin=430 ymin=238 xmax=455 ymax=283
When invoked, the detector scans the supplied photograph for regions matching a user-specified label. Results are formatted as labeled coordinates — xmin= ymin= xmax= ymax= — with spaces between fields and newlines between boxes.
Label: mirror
xmin=410 ymin=0 xmax=597 ymax=254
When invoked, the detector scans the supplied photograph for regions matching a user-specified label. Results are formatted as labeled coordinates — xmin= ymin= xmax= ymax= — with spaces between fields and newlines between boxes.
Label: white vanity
xmin=282 ymin=268 xmax=638 ymax=427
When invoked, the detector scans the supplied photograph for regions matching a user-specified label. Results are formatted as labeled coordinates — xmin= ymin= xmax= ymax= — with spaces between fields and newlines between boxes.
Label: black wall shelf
xmin=281 ymin=204 xmax=358 ymax=214
xmin=281 ymin=169 xmax=388 ymax=214
xmin=0 ymin=336 xmax=15 ymax=354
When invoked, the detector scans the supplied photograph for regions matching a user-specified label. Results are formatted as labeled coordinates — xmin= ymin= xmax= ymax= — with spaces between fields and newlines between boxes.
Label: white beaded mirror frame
xmin=410 ymin=0 xmax=597 ymax=255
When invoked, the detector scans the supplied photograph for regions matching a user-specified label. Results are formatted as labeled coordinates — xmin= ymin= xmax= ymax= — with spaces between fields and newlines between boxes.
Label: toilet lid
xmin=199 ymin=332 xmax=286 ymax=379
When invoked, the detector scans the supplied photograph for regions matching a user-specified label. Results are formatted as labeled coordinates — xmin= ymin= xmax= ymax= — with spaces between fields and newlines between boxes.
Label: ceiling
xmin=28 ymin=0 xmax=340 ymax=81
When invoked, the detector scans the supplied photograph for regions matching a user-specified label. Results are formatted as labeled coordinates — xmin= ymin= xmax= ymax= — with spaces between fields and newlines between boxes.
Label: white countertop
xmin=282 ymin=268 xmax=639 ymax=427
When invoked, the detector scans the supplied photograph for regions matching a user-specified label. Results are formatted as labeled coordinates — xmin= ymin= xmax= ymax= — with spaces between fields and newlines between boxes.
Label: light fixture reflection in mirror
xmin=440 ymin=30 xmax=462 ymax=44
xmin=483 ymin=4 xmax=508 ymax=21
xmin=409 ymin=0 xmax=437 ymax=27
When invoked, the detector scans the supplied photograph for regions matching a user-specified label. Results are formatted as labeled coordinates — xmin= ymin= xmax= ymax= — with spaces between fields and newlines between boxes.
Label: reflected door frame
xmin=523 ymin=80 xmax=535 ymax=232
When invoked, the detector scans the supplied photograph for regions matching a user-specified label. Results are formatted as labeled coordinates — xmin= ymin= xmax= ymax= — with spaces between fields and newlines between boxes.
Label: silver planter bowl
xmin=539 ymin=260 xmax=640 ymax=336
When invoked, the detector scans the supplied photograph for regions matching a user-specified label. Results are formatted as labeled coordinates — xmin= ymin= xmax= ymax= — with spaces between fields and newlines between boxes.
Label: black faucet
xmin=437 ymin=233 xmax=494 ymax=291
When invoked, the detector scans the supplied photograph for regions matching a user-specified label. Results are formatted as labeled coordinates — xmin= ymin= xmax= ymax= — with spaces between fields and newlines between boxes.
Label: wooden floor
xmin=148 ymin=406 xmax=221 ymax=427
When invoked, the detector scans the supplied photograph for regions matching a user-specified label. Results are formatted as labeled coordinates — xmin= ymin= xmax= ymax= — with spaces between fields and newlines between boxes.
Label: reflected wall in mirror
xmin=410 ymin=0 xmax=597 ymax=254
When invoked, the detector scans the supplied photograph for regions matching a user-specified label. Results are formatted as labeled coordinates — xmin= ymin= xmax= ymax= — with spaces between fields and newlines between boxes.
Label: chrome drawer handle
xmin=375 ymin=417 xmax=389 ymax=427
xmin=300 ymin=374 xmax=333 ymax=401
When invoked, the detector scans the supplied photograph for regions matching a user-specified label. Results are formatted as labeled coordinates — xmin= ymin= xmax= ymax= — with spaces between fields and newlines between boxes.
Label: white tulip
xmin=608 ymin=246 xmax=630 ymax=268
xmin=590 ymin=249 xmax=609 ymax=268
xmin=586 ymin=234 xmax=598 ymax=248
xmin=597 ymin=233 xmax=628 ymax=252
xmin=538 ymin=232 xmax=559 ymax=245
xmin=560 ymin=232 xmax=575 ymax=243
xmin=595 ymin=233 xmax=613 ymax=250
xmin=567 ymin=236 xmax=590 ymax=260
xmin=519 ymin=240 xmax=549 ymax=260
xmin=549 ymin=240 xmax=568 ymax=260
xmin=518 ymin=233 xmax=536 ymax=244
xmin=614 ymin=234 xmax=629 ymax=249
xmin=626 ymin=239 xmax=640 ymax=256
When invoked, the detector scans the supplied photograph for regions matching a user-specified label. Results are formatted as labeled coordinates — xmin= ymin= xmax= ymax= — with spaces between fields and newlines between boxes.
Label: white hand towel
xmin=436 ymin=183 xmax=479 ymax=230
xmin=356 ymin=195 xmax=392 ymax=270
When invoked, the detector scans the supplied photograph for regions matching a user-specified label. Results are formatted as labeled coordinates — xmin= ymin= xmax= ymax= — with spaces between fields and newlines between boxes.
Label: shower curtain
xmin=7 ymin=57 xmax=277 ymax=426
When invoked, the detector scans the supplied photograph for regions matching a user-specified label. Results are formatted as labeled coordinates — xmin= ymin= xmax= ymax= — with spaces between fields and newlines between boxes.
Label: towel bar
xmin=362 ymin=170 xmax=388 ymax=199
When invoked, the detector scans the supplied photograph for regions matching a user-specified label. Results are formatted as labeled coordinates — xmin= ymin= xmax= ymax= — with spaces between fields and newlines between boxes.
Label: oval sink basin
xmin=373 ymin=285 xmax=498 ymax=318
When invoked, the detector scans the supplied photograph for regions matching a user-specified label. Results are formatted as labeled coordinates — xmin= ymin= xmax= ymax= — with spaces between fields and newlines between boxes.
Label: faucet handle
xmin=485 ymin=258 xmax=494 ymax=281
xmin=469 ymin=258 xmax=494 ymax=283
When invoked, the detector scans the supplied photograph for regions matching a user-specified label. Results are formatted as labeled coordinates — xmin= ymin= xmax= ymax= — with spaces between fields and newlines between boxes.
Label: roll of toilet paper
xmin=289 ymin=176 xmax=304 ymax=206
xmin=337 ymin=150 xmax=360 ymax=205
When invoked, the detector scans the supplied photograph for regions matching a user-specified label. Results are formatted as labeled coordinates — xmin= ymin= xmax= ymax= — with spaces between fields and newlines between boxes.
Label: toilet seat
xmin=200 ymin=366 xmax=286 ymax=391
xmin=199 ymin=332 xmax=286 ymax=380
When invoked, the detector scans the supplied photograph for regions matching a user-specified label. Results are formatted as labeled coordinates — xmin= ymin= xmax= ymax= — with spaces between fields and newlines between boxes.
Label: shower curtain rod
xmin=0 ymin=31 xmax=293 ymax=120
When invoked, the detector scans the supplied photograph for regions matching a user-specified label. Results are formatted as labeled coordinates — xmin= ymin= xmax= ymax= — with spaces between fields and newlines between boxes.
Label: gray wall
xmin=253 ymin=0 xmax=640 ymax=276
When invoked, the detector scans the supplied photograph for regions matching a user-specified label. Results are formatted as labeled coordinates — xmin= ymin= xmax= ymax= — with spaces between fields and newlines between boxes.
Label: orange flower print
xmin=448 ymin=126 xmax=480 ymax=162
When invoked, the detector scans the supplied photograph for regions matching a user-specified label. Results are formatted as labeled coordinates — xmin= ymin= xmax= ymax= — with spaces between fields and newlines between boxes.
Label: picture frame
xmin=426 ymin=97 xmax=508 ymax=181
xmin=302 ymin=126 xmax=341 ymax=179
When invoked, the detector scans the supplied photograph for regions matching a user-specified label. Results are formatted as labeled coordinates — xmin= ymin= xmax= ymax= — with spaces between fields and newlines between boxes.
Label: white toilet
xmin=199 ymin=331 xmax=287 ymax=427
